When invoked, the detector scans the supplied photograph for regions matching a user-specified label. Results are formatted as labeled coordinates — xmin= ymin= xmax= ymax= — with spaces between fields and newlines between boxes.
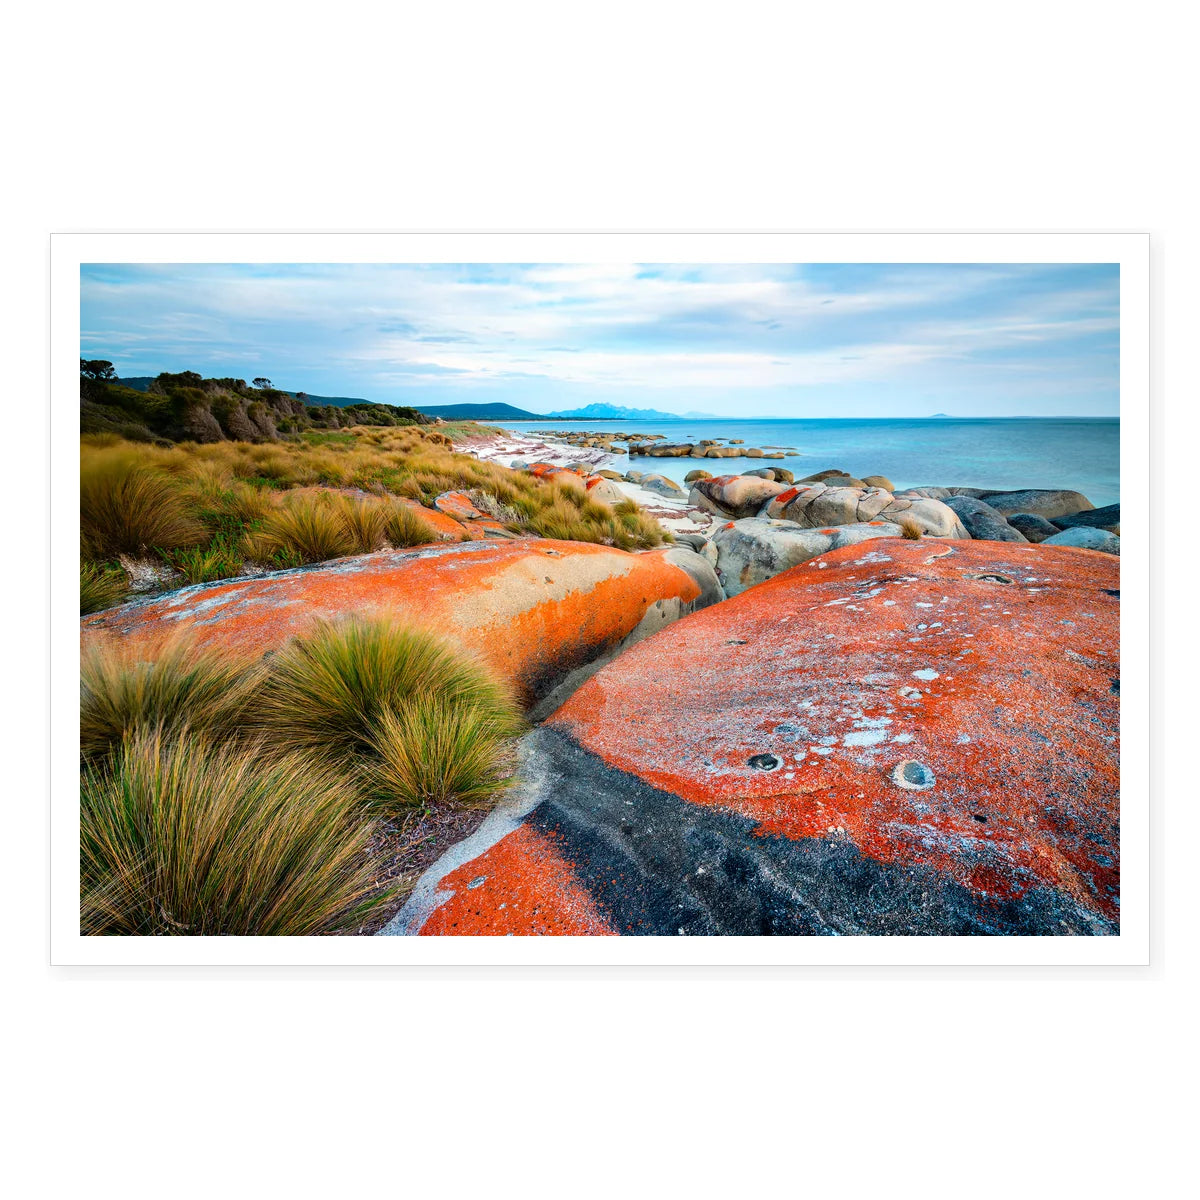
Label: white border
xmin=51 ymin=232 xmax=1149 ymax=966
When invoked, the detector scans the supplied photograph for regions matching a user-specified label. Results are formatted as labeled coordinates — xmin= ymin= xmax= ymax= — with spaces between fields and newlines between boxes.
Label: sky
xmin=79 ymin=262 xmax=1119 ymax=417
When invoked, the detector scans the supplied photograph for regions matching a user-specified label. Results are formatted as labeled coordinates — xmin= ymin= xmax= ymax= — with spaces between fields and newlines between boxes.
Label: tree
xmin=252 ymin=377 xmax=273 ymax=390
xmin=80 ymin=359 xmax=116 ymax=381
xmin=296 ymin=392 xmax=310 ymax=405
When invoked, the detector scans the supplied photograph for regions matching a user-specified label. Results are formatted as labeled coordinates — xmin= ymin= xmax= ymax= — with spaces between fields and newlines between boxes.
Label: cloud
xmin=79 ymin=262 xmax=1120 ymax=415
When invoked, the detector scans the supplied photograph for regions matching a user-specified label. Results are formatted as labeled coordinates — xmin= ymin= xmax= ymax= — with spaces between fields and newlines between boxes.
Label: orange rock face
xmin=389 ymin=539 xmax=1120 ymax=936
xmin=82 ymin=540 xmax=719 ymax=705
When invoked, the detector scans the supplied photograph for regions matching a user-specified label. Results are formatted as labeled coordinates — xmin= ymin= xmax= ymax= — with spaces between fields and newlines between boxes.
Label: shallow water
xmin=503 ymin=417 xmax=1120 ymax=508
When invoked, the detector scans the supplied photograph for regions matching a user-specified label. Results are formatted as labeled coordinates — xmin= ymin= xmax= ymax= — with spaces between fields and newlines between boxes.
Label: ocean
xmin=502 ymin=417 xmax=1120 ymax=508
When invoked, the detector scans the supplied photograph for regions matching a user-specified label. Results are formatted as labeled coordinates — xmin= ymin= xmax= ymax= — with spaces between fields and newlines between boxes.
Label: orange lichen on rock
xmin=81 ymin=540 xmax=713 ymax=704
xmin=418 ymin=825 xmax=615 ymax=936
xmin=548 ymin=539 xmax=1120 ymax=922
xmin=395 ymin=498 xmax=467 ymax=539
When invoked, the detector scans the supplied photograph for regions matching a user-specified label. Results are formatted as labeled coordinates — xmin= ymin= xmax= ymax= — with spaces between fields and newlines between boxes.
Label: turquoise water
xmin=504 ymin=417 xmax=1120 ymax=508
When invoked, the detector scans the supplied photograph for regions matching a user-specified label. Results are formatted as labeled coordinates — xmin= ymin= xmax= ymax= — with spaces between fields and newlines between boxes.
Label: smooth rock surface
xmin=977 ymin=488 xmax=1094 ymax=520
xmin=1041 ymin=527 xmax=1121 ymax=555
xmin=944 ymin=496 xmax=1028 ymax=542
xmin=1007 ymin=512 xmax=1060 ymax=543
xmin=1052 ymin=503 xmax=1120 ymax=535
xmin=690 ymin=474 xmax=789 ymax=519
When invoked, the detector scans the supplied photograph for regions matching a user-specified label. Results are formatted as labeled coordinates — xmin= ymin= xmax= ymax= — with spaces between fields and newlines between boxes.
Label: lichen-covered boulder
xmin=582 ymin=476 xmax=626 ymax=506
xmin=862 ymin=474 xmax=895 ymax=491
xmin=81 ymin=540 xmax=722 ymax=707
xmin=710 ymin=517 xmax=903 ymax=596
xmin=690 ymin=474 xmax=789 ymax=518
xmin=1007 ymin=512 xmax=1060 ymax=543
xmin=1052 ymin=503 xmax=1120 ymax=536
xmin=977 ymin=488 xmax=1094 ymax=520
xmin=684 ymin=469 xmax=712 ymax=483
xmin=385 ymin=540 xmax=1119 ymax=936
xmin=944 ymin=496 xmax=1027 ymax=542
xmin=755 ymin=483 xmax=969 ymax=539
xmin=1042 ymin=527 xmax=1120 ymax=555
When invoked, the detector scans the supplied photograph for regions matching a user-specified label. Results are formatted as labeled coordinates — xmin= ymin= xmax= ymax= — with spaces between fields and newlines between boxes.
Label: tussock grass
xmin=81 ymin=729 xmax=389 ymax=935
xmin=898 ymin=516 xmax=924 ymax=540
xmin=243 ymin=494 xmax=357 ymax=566
xmin=80 ymin=426 xmax=667 ymax=596
xmin=252 ymin=618 xmax=523 ymax=767
xmin=81 ymin=634 xmax=261 ymax=764
xmin=368 ymin=697 xmax=514 ymax=811
xmin=81 ymin=448 xmax=206 ymax=559
xmin=383 ymin=502 xmax=438 ymax=548
xmin=80 ymin=561 xmax=127 ymax=614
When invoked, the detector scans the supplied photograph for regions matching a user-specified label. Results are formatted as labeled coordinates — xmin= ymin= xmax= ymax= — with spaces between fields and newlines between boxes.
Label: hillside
xmin=415 ymin=402 xmax=541 ymax=420
xmin=116 ymin=376 xmax=370 ymax=408
xmin=82 ymin=367 xmax=427 ymax=444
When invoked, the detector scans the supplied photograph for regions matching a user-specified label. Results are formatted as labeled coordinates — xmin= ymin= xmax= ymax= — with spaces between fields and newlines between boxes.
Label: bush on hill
xmin=80 ymin=365 xmax=428 ymax=444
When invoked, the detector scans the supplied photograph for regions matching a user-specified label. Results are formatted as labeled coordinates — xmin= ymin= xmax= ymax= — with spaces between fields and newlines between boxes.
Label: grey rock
xmin=1041 ymin=527 xmax=1120 ymax=555
xmin=1007 ymin=512 xmax=1060 ymax=543
xmin=1052 ymin=503 xmax=1120 ymax=535
xmin=640 ymin=474 xmax=685 ymax=497
xmin=711 ymin=518 xmax=903 ymax=597
xmin=944 ymin=496 xmax=1028 ymax=542
xmin=977 ymin=488 xmax=1094 ymax=520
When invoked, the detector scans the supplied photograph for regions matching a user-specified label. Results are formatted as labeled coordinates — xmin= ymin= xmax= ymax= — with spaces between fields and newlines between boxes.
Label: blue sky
xmin=79 ymin=262 xmax=1119 ymax=416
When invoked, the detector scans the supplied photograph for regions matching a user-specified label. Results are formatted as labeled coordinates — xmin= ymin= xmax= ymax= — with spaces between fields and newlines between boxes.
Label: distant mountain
xmin=414 ymin=402 xmax=541 ymax=420
xmin=929 ymin=412 xmax=952 ymax=418
xmin=542 ymin=403 xmax=719 ymax=421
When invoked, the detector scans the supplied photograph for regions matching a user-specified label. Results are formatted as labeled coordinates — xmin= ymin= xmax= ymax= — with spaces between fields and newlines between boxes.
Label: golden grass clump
xmin=368 ymin=697 xmax=514 ymax=811
xmin=81 ymin=448 xmax=207 ymax=559
xmin=252 ymin=618 xmax=523 ymax=771
xmin=898 ymin=516 xmax=924 ymax=540
xmin=242 ymin=494 xmax=358 ymax=565
xmin=80 ymin=634 xmax=261 ymax=764
xmin=383 ymin=502 xmax=438 ymax=548
xmin=80 ymin=561 xmax=127 ymax=615
xmin=81 ymin=728 xmax=390 ymax=935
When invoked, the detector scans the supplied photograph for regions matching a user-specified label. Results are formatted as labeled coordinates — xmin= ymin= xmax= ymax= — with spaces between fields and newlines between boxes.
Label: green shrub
xmin=160 ymin=540 xmax=244 ymax=584
xmin=81 ymin=634 xmax=261 ymax=764
xmin=81 ymin=729 xmax=390 ymax=935
xmin=252 ymin=618 xmax=523 ymax=767
xmin=80 ymin=562 xmax=127 ymax=614
xmin=368 ymin=697 xmax=514 ymax=813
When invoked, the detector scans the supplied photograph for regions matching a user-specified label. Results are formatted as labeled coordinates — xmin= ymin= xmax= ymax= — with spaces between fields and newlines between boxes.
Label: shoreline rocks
xmin=388 ymin=539 xmax=1120 ymax=936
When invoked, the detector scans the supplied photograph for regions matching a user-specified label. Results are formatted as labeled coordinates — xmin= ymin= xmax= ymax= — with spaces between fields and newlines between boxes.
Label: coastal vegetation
xmin=80 ymin=364 xmax=426 ymax=444
xmin=80 ymin=423 xmax=667 ymax=613
xmin=79 ymin=621 xmax=523 ymax=933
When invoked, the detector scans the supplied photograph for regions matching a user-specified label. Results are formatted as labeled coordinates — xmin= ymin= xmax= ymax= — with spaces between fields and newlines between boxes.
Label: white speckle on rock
xmin=844 ymin=729 xmax=889 ymax=747
xmin=912 ymin=668 xmax=940 ymax=681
